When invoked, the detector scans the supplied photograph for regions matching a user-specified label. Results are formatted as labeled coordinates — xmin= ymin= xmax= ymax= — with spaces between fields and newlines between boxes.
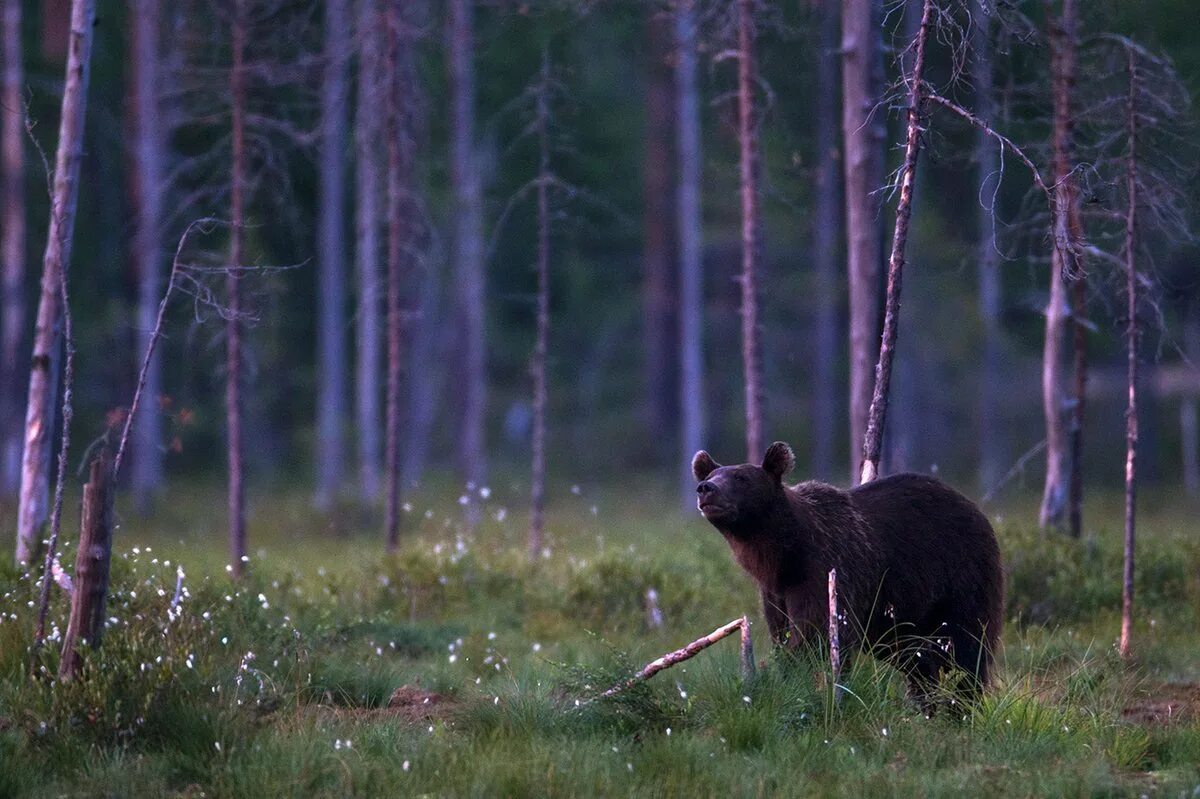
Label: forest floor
xmin=1 ymin=477 xmax=1199 ymax=797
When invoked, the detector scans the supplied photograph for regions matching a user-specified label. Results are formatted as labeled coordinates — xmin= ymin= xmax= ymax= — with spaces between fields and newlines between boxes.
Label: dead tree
xmin=58 ymin=451 xmax=114 ymax=680
xmin=227 ymin=0 xmax=247 ymax=577
xmin=355 ymin=0 xmax=384 ymax=502
xmin=14 ymin=0 xmax=96 ymax=566
xmin=676 ymin=0 xmax=705 ymax=511
xmin=859 ymin=0 xmax=932 ymax=485
xmin=0 ymin=0 xmax=23 ymax=498
xmin=811 ymin=0 xmax=841 ymax=481
xmin=842 ymin=0 xmax=884 ymax=482
xmin=1039 ymin=0 xmax=1081 ymax=532
xmin=529 ymin=52 xmax=552 ymax=561
xmin=736 ymin=0 xmax=764 ymax=461
xmin=1118 ymin=47 xmax=1138 ymax=659
xmin=449 ymin=0 xmax=487 ymax=524
xmin=130 ymin=0 xmax=167 ymax=512
xmin=315 ymin=0 xmax=351 ymax=511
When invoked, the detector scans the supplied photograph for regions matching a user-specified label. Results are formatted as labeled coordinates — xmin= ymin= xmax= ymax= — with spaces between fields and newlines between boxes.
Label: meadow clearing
xmin=1 ymin=479 xmax=1199 ymax=797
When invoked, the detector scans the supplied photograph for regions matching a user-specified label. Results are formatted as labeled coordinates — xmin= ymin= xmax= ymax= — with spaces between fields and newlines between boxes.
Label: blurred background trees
xmin=0 ymin=0 xmax=1196 ymax=545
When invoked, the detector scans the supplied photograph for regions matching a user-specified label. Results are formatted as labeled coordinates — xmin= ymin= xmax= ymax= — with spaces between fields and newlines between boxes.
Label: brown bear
xmin=692 ymin=442 xmax=1003 ymax=704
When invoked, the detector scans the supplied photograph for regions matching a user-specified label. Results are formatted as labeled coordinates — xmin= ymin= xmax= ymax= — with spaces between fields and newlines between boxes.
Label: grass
xmin=1 ymin=477 xmax=1199 ymax=797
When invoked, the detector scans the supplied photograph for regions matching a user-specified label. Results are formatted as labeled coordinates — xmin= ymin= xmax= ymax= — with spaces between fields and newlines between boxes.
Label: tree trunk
xmin=130 ymin=0 xmax=165 ymax=513
xmin=643 ymin=9 xmax=677 ymax=453
xmin=449 ymin=0 xmax=487 ymax=521
xmin=1067 ymin=239 xmax=1087 ymax=537
xmin=811 ymin=0 xmax=841 ymax=481
xmin=354 ymin=0 xmax=383 ymax=502
xmin=841 ymin=0 xmax=884 ymax=483
xmin=1119 ymin=48 xmax=1138 ymax=659
xmin=1039 ymin=0 xmax=1079 ymax=532
xmin=529 ymin=52 xmax=551 ymax=561
xmin=227 ymin=0 xmax=247 ymax=578
xmin=14 ymin=0 xmax=95 ymax=566
xmin=1182 ymin=297 xmax=1199 ymax=497
xmin=675 ymin=0 xmax=704 ymax=511
xmin=384 ymin=3 xmax=417 ymax=552
xmin=736 ymin=0 xmax=763 ymax=462
xmin=973 ymin=0 xmax=1004 ymax=494
xmin=58 ymin=450 xmax=113 ymax=680
xmin=402 ymin=256 xmax=439 ymax=488
xmin=0 ymin=0 xmax=24 ymax=499
xmin=316 ymin=0 xmax=350 ymax=510
xmin=858 ymin=0 xmax=931 ymax=485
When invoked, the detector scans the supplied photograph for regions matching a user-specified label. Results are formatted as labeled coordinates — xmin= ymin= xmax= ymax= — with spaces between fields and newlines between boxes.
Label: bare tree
xmin=355 ymin=0 xmax=383 ymax=502
xmin=0 ymin=0 xmax=23 ymax=498
xmin=811 ymin=0 xmax=840 ymax=480
xmin=676 ymin=0 xmax=705 ymax=510
xmin=529 ymin=52 xmax=551 ymax=561
xmin=227 ymin=0 xmax=247 ymax=578
xmin=972 ymin=0 xmax=1004 ymax=493
xmin=858 ymin=0 xmax=932 ymax=485
xmin=14 ymin=0 xmax=96 ymax=566
xmin=1118 ymin=45 xmax=1138 ymax=659
xmin=736 ymin=0 xmax=764 ymax=461
xmin=130 ymin=0 xmax=166 ymax=513
xmin=643 ymin=8 xmax=677 ymax=456
xmin=315 ymin=0 xmax=350 ymax=511
xmin=449 ymin=0 xmax=487 ymax=522
xmin=1039 ymin=0 xmax=1080 ymax=531
xmin=842 ymin=0 xmax=884 ymax=483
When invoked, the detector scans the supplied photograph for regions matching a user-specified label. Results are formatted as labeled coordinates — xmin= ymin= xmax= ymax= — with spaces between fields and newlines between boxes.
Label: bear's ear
xmin=762 ymin=442 xmax=795 ymax=481
xmin=692 ymin=450 xmax=720 ymax=481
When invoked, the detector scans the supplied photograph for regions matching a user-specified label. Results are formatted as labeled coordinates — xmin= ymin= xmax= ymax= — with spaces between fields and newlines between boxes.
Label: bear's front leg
xmin=761 ymin=589 xmax=790 ymax=646
xmin=783 ymin=587 xmax=827 ymax=648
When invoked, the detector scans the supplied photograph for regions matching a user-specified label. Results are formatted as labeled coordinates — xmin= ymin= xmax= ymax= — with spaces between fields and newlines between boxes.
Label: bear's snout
xmin=697 ymin=480 xmax=717 ymax=497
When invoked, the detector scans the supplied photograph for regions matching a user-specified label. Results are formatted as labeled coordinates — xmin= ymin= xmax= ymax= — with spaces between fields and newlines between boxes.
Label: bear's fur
xmin=693 ymin=442 xmax=1003 ymax=703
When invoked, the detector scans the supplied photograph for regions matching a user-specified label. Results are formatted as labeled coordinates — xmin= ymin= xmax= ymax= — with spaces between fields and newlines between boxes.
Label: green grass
xmin=1 ymin=479 xmax=1199 ymax=797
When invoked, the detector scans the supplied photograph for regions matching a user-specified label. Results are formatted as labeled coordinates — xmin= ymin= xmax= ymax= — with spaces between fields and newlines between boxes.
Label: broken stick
xmin=599 ymin=616 xmax=754 ymax=700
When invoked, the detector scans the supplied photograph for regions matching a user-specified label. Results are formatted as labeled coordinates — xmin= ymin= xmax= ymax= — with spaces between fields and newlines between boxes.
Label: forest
xmin=1 ymin=0 xmax=1199 ymax=795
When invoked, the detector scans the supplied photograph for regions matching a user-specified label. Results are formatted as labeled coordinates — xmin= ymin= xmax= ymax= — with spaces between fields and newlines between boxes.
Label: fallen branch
xmin=599 ymin=616 xmax=753 ymax=700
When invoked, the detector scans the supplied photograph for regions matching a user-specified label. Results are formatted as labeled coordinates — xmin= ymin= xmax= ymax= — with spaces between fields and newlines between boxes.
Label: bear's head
xmin=691 ymin=442 xmax=795 ymax=532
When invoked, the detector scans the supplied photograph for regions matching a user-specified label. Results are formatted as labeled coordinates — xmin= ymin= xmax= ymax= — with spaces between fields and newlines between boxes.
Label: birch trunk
xmin=227 ymin=0 xmax=247 ymax=578
xmin=529 ymin=53 xmax=551 ymax=561
xmin=736 ymin=0 xmax=764 ymax=462
xmin=675 ymin=0 xmax=705 ymax=511
xmin=130 ymin=0 xmax=165 ymax=513
xmin=811 ymin=0 xmax=841 ymax=481
xmin=842 ymin=0 xmax=884 ymax=483
xmin=449 ymin=0 xmax=487 ymax=520
xmin=355 ymin=0 xmax=383 ymax=502
xmin=14 ymin=0 xmax=95 ymax=566
xmin=858 ymin=0 xmax=932 ymax=485
xmin=316 ymin=0 xmax=350 ymax=510
xmin=0 ymin=0 xmax=24 ymax=498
